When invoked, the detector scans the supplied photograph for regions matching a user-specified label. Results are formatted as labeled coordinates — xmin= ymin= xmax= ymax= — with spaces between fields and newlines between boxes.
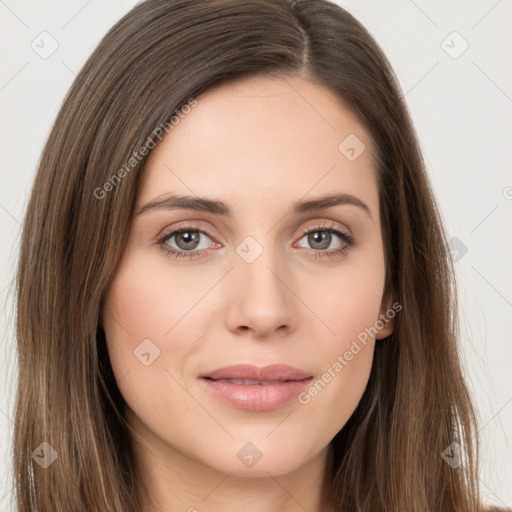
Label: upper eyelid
xmin=157 ymin=222 xmax=214 ymax=242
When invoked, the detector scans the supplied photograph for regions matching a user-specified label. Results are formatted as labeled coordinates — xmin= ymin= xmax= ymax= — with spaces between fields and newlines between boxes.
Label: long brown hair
xmin=13 ymin=0 xmax=501 ymax=510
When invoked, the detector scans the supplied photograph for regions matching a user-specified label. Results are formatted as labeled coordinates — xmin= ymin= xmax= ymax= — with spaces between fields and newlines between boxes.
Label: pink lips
xmin=199 ymin=364 xmax=313 ymax=411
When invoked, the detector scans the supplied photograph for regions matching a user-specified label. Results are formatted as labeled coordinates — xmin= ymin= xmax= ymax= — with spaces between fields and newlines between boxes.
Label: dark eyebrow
xmin=292 ymin=193 xmax=372 ymax=219
xmin=137 ymin=192 xmax=372 ymax=219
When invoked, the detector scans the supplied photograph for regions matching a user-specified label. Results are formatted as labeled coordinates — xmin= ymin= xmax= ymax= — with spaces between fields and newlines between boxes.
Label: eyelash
xmin=156 ymin=221 xmax=356 ymax=261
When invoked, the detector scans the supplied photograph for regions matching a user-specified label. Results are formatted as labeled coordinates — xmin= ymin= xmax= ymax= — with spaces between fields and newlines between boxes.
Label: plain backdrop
xmin=0 ymin=0 xmax=511 ymax=510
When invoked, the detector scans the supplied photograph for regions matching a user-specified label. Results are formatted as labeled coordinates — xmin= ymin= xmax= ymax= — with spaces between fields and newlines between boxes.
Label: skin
xmin=102 ymin=74 xmax=395 ymax=512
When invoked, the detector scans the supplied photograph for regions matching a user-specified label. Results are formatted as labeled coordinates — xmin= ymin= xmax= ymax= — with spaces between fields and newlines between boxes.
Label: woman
xmin=13 ymin=0 xmax=510 ymax=511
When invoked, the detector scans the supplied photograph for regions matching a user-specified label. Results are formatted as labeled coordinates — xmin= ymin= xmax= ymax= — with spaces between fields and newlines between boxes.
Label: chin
xmin=201 ymin=439 xmax=320 ymax=478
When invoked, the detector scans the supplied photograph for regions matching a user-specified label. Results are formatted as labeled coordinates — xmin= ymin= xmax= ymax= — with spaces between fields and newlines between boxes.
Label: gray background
xmin=1 ymin=0 xmax=511 ymax=509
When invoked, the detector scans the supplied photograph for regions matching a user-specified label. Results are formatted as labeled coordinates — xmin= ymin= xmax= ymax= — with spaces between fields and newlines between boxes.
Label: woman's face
xmin=102 ymin=75 xmax=394 ymax=479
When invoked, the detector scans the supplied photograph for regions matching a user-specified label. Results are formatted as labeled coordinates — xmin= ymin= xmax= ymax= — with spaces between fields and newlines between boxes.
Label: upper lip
xmin=200 ymin=364 xmax=312 ymax=382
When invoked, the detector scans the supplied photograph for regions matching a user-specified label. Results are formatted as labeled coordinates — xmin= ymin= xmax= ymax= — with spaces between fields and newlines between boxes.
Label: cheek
xmin=102 ymin=254 xmax=182 ymax=384
xmin=294 ymin=288 xmax=380 ymax=446
xmin=303 ymin=246 xmax=386 ymax=350
xmin=294 ymin=249 xmax=385 ymax=418
xmin=101 ymin=256 xmax=204 ymax=433
xmin=103 ymin=250 xmax=207 ymax=342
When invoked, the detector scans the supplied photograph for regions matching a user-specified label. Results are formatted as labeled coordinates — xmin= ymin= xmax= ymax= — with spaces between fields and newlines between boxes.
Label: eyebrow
xmin=137 ymin=192 xmax=372 ymax=219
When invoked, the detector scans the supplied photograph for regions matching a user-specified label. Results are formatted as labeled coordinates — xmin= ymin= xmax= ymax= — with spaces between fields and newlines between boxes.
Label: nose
xmin=225 ymin=245 xmax=297 ymax=339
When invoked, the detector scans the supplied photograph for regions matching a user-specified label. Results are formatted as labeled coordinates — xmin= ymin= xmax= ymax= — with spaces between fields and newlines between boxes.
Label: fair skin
xmin=102 ymin=74 xmax=395 ymax=512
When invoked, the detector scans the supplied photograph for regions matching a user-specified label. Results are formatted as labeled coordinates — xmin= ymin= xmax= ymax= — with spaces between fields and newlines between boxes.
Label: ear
xmin=375 ymin=290 xmax=400 ymax=340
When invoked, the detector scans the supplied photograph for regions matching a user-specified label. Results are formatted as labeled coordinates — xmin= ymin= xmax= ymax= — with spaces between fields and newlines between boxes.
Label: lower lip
xmin=200 ymin=377 xmax=313 ymax=411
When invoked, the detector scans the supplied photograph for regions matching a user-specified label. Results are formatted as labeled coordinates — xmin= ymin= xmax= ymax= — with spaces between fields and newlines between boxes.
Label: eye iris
xmin=175 ymin=231 xmax=200 ymax=250
xmin=308 ymin=231 xmax=331 ymax=250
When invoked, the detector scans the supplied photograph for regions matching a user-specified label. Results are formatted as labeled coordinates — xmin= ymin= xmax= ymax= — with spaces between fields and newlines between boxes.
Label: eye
xmin=156 ymin=224 xmax=218 ymax=260
xmin=294 ymin=223 xmax=355 ymax=260
xmin=155 ymin=222 xmax=356 ymax=261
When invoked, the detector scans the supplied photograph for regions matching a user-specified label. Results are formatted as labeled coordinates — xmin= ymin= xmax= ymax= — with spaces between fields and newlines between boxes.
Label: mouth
xmin=199 ymin=364 xmax=314 ymax=411
xmin=206 ymin=378 xmax=293 ymax=386
xmin=200 ymin=363 xmax=312 ymax=381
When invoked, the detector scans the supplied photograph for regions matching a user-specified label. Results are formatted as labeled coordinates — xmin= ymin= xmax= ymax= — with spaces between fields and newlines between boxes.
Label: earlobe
xmin=375 ymin=292 xmax=398 ymax=340
xmin=375 ymin=318 xmax=394 ymax=340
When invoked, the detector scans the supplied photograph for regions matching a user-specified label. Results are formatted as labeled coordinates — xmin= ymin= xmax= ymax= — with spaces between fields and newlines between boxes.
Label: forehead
xmin=136 ymin=74 xmax=378 ymax=216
